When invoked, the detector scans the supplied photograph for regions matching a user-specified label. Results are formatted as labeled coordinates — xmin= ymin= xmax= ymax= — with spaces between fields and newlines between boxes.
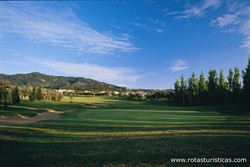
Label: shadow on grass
xmin=1 ymin=97 xmax=250 ymax=166
xmin=1 ymin=135 xmax=249 ymax=167
xmin=0 ymin=104 xmax=47 ymax=116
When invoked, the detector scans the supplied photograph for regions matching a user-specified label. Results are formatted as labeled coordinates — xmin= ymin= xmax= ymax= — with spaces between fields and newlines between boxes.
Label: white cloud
xmin=131 ymin=22 xmax=164 ymax=33
xmin=184 ymin=0 xmax=220 ymax=18
xmin=30 ymin=59 xmax=141 ymax=85
xmin=169 ymin=59 xmax=188 ymax=72
xmin=241 ymin=20 xmax=250 ymax=50
xmin=211 ymin=2 xmax=250 ymax=51
xmin=0 ymin=2 xmax=139 ymax=55
xmin=1 ymin=61 xmax=27 ymax=66
xmin=167 ymin=0 xmax=221 ymax=19
xmin=211 ymin=14 xmax=239 ymax=28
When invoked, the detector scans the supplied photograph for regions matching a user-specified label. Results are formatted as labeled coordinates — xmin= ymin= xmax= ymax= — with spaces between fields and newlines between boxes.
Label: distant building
xmin=120 ymin=91 xmax=129 ymax=96
xmin=83 ymin=90 xmax=92 ymax=93
xmin=113 ymin=91 xmax=120 ymax=95
xmin=57 ymin=89 xmax=74 ymax=94
xmin=137 ymin=91 xmax=147 ymax=97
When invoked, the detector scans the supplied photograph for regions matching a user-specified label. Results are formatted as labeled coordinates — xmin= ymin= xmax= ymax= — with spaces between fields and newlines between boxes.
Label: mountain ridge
xmin=0 ymin=72 xmax=126 ymax=91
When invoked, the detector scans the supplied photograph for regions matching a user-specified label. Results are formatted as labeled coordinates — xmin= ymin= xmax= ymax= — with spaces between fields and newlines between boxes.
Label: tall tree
xmin=198 ymin=71 xmax=206 ymax=93
xmin=29 ymin=86 xmax=37 ymax=101
xmin=37 ymin=86 xmax=43 ymax=101
xmin=174 ymin=79 xmax=181 ymax=105
xmin=219 ymin=69 xmax=227 ymax=90
xmin=242 ymin=56 xmax=250 ymax=103
xmin=207 ymin=69 xmax=218 ymax=104
xmin=218 ymin=69 xmax=227 ymax=104
xmin=187 ymin=72 xmax=198 ymax=105
xmin=0 ymin=80 xmax=12 ymax=107
xmin=12 ymin=86 xmax=21 ymax=104
xmin=232 ymin=67 xmax=241 ymax=103
xmin=227 ymin=68 xmax=234 ymax=93
xmin=198 ymin=71 xmax=207 ymax=105
xmin=180 ymin=74 xmax=187 ymax=105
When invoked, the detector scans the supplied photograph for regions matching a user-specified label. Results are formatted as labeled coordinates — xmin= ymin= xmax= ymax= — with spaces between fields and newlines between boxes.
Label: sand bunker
xmin=0 ymin=110 xmax=70 ymax=125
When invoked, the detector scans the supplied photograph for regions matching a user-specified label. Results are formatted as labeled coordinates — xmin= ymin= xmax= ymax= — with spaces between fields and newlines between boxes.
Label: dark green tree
xmin=187 ymin=72 xmax=198 ymax=105
xmin=180 ymin=74 xmax=187 ymax=105
xmin=29 ymin=86 xmax=37 ymax=101
xmin=12 ymin=86 xmax=21 ymax=104
xmin=232 ymin=67 xmax=241 ymax=103
xmin=174 ymin=79 xmax=181 ymax=104
xmin=227 ymin=68 xmax=234 ymax=93
xmin=218 ymin=69 xmax=227 ymax=104
xmin=227 ymin=68 xmax=234 ymax=103
xmin=207 ymin=69 xmax=218 ymax=104
xmin=198 ymin=71 xmax=207 ymax=105
xmin=242 ymin=56 xmax=250 ymax=103
xmin=0 ymin=80 xmax=12 ymax=107
xmin=37 ymin=86 xmax=43 ymax=100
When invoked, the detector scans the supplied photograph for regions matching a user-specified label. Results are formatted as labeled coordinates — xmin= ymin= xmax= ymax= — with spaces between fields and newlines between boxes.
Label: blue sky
xmin=0 ymin=0 xmax=249 ymax=89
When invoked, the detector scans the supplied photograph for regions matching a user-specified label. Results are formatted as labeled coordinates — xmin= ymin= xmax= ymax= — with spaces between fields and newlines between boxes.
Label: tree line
xmin=174 ymin=57 xmax=250 ymax=106
xmin=124 ymin=91 xmax=174 ymax=101
xmin=22 ymin=86 xmax=63 ymax=101
xmin=0 ymin=80 xmax=20 ymax=107
xmin=0 ymin=82 xmax=63 ymax=107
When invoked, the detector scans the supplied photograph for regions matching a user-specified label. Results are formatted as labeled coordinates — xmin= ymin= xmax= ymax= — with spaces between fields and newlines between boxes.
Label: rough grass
xmin=0 ymin=97 xmax=250 ymax=167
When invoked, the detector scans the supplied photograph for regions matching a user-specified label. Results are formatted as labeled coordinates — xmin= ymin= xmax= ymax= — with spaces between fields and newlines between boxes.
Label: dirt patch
xmin=0 ymin=110 xmax=71 ymax=125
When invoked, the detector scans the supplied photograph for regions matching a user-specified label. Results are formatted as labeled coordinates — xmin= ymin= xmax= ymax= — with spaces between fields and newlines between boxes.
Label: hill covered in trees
xmin=0 ymin=72 xmax=126 ymax=91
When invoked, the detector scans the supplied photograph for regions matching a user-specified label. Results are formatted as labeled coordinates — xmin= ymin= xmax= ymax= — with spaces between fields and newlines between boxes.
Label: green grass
xmin=0 ymin=97 xmax=250 ymax=167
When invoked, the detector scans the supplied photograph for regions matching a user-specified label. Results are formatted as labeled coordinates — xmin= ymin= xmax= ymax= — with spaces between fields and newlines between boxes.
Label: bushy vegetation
xmin=0 ymin=81 xmax=63 ymax=107
xmin=0 ymin=80 xmax=20 ymax=107
xmin=174 ymin=57 xmax=250 ymax=106
xmin=21 ymin=86 xmax=63 ymax=102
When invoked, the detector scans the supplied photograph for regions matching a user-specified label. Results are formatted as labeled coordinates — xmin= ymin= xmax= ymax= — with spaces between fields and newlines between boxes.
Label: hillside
xmin=0 ymin=72 xmax=126 ymax=91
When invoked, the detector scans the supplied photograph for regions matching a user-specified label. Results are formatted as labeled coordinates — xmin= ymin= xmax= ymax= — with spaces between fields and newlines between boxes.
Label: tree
xmin=242 ymin=56 xmax=250 ymax=103
xmin=207 ymin=69 xmax=218 ymax=104
xmin=29 ymin=86 xmax=37 ymax=101
xmin=37 ymin=86 xmax=43 ymax=100
xmin=187 ymin=72 xmax=198 ymax=105
xmin=227 ymin=68 xmax=234 ymax=93
xmin=19 ymin=86 xmax=30 ymax=100
xmin=232 ymin=67 xmax=241 ymax=103
xmin=218 ymin=69 xmax=227 ymax=104
xmin=180 ymin=74 xmax=187 ymax=105
xmin=227 ymin=68 xmax=234 ymax=103
xmin=0 ymin=80 xmax=12 ymax=107
xmin=174 ymin=79 xmax=181 ymax=104
xmin=198 ymin=71 xmax=207 ymax=105
xmin=12 ymin=86 xmax=21 ymax=104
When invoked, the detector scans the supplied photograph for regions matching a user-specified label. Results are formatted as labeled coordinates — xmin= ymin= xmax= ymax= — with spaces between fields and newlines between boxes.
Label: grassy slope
xmin=0 ymin=97 xmax=250 ymax=167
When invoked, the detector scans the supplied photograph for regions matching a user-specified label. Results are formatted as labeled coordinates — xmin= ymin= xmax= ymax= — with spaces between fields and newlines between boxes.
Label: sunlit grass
xmin=0 ymin=96 xmax=250 ymax=166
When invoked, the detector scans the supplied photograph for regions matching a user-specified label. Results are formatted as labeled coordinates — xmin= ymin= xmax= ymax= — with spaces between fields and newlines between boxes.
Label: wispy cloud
xmin=211 ymin=14 xmax=239 ymax=28
xmin=165 ymin=0 xmax=221 ymax=19
xmin=1 ymin=61 xmax=27 ymax=66
xmin=131 ymin=22 xmax=164 ymax=33
xmin=211 ymin=2 xmax=250 ymax=50
xmin=29 ymin=59 xmax=141 ymax=85
xmin=0 ymin=2 xmax=139 ymax=55
xmin=169 ymin=59 xmax=188 ymax=72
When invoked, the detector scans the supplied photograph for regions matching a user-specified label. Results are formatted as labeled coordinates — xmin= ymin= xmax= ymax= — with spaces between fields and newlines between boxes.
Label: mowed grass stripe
xmin=1 ymin=97 xmax=250 ymax=166
xmin=1 ymin=126 xmax=250 ymax=136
